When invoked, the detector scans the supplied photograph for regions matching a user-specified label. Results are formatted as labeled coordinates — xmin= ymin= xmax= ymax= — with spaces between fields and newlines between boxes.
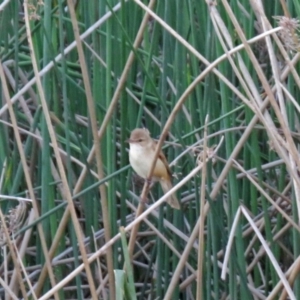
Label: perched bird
xmin=127 ymin=128 xmax=180 ymax=209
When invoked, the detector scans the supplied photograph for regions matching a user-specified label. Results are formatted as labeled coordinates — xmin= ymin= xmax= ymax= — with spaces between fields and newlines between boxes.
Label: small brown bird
xmin=127 ymin=128 xmax=180 ymax=209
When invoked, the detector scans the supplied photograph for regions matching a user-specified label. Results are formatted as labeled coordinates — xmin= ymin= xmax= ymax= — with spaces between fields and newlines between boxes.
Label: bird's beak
xmin=125 ymin=138 xmax=132 ymax=143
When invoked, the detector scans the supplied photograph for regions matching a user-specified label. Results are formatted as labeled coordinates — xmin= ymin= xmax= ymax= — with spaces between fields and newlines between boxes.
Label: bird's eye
xmin=138 ymin=139 xmax=143 ymax=142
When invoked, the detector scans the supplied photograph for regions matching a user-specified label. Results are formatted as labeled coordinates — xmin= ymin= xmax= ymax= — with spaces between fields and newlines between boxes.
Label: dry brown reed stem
xmin=8 ymin=209 xmax=36 ymax=297
xmin=244 ymin=221 xmax=268 ymax=273
xmin=0 ymin=276 xmax=19 ymax=300
xmin=279 ymin=256 xmax=300 ymax=300
xmin=66 ymin=0 xmax=111 ymax=296
xmin=279 ymin=0 xmax=291 ymax=18
xmin=196 ymin=115 xmax=209 ymax=300
xmin=263 ymin=254 xmax=300 ymax=299
xmin=23 ymin=1 xmax=96 ymax=298
xmin=92 ymin=227 xmax=108 ymax=300
xmin=164 ymin=210 xmax=206 ymax=300
xmin=15 ymin=242 xmax=38 ymax=300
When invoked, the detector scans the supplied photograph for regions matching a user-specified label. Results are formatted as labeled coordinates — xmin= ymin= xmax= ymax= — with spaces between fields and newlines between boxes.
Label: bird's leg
xmin=146 ymin=177 xmax=154 ymax=188
xmin=139 ymin=178 xmax=154 ymax=204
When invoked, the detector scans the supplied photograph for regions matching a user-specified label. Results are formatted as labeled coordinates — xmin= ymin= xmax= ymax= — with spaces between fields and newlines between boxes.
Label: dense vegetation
xmin=0 ymin=0 xmax=300 ymax=299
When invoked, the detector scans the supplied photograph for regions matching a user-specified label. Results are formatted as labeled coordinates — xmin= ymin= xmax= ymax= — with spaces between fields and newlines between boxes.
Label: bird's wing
xmin=152 ymin=139 xmax=173 ymax=180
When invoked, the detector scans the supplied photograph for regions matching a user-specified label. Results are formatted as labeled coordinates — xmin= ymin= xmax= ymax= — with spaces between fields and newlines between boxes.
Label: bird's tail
xmin=160 ymin=179 xmax=180 ymax=209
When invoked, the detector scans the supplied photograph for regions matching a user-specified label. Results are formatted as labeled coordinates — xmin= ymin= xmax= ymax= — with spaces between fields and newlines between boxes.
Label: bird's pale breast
xmin=129 ymin=143 xmax=168 ymax=180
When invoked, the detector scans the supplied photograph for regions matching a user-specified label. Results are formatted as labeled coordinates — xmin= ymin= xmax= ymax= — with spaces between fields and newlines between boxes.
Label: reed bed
xmin=0 ymin=0 xmax=300 ymax=299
